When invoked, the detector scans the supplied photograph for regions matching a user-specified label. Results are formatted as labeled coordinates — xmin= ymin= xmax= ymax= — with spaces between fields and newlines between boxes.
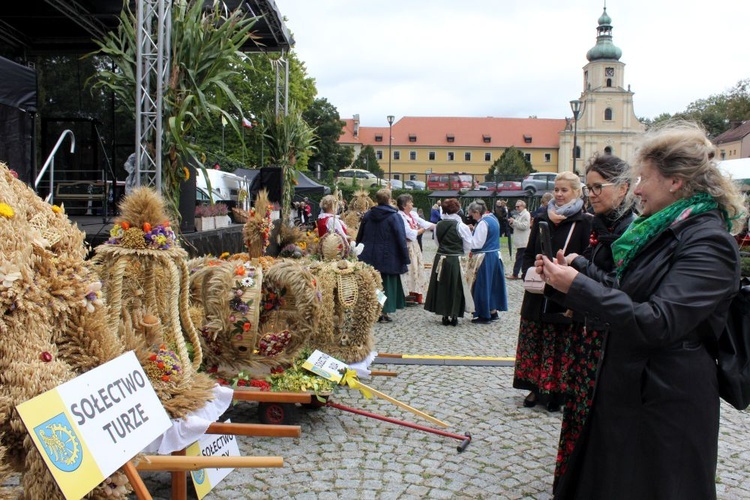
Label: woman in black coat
xmin=356 ymin=189 xmax=410 ymax=323
xmin=552 ymin=154 xmax=636 ymax=490
xmin=540 ymin=121 xmax=744 ymax=499
xmin=512 ymin=171 xmax=592 ymax=412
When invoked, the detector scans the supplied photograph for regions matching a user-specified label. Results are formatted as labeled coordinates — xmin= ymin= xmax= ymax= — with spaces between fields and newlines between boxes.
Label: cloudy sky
xmin=274 ymin=0 xmax=749 ymax=128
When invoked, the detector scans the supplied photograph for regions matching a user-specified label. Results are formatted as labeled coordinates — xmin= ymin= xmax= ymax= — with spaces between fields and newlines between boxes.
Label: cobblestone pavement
xmin=4 ymin=237 xmax=748 ymax=499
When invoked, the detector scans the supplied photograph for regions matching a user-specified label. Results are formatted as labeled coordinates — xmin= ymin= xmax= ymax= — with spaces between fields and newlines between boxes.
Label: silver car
xmin=521 ymin=172 xmax=557 ymax=194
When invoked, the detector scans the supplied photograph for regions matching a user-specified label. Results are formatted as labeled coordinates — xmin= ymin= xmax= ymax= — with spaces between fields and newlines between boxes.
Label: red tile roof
xmin=339 ymin=116 xmax=567 ymax=148
xmin=714 ymin=121 xmax=750 ymax=144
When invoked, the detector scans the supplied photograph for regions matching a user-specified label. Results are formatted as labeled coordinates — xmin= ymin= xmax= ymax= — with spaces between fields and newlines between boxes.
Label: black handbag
xmin=717 ymin=277 xmax=750 ymax=410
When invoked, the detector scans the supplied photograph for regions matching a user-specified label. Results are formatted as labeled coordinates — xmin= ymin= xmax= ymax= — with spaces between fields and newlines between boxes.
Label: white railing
xmin=34 ymin=129 xmax=76 ymax=204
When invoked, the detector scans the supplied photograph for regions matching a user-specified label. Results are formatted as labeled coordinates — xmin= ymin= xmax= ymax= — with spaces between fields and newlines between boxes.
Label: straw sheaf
xmin=92 ymin=242 xmax=212 ymax=419
xmin=307 ymin=261 xmax=381 ymax=364
xmin=244 ymin=190 xmax=272 ymax=258
xmin=186 ymin=260 xmax=275 ymax=378
xmin=261 ymin=259 xmax=321 ymax=357
xmin=317 ymin=232 xmax=350 ymax=261
xmin=0 ymin=163 xmax=131 ymax=498
xmin=115 ymin=186 xmax=173 ymax=227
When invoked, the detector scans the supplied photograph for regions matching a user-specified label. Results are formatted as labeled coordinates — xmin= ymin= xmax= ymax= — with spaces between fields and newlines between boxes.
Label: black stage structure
xmin=0 ymin=0 xmax=294 ymax=257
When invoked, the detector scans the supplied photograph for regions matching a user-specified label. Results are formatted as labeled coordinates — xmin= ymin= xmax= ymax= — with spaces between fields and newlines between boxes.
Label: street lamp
xmin=387 ymin=115 xmax=395 ymax=188
xmin=570 ymin=100 xmax=582 ymax=175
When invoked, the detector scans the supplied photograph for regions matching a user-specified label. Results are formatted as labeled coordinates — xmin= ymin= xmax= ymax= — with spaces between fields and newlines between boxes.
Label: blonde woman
xmin=512 ymin=171 xmax=592 ymax=411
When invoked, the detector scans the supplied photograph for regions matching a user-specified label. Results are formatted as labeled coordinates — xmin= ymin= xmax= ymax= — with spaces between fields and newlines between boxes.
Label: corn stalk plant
xmin=89 ymin=0 xmax=257 ymax=218
xmin=260 ymin=104 xmax=317 ymax=223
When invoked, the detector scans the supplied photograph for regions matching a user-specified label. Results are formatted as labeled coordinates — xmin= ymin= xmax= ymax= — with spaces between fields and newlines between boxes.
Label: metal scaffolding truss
xmin=135 ymin=0 xmax=171 ymax=192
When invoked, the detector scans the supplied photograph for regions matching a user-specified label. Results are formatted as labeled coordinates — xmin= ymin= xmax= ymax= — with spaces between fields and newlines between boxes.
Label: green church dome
xmin=587 ymin=7 xmax=621 ymax=61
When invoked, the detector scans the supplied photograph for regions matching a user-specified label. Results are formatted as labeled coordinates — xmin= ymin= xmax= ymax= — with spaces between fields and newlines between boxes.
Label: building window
xmin=720 ymin=150 xmax=726 ymax=160
xmin=482 ymin=135 xmax=491 ymax=143
xmin=393 ymin=151 xmax=400 ymax=160
xmin=375 ymin=134 xmax=383 ymax=142
xmin=409 ymin=151 xmax=417 ymax=161
xmin=606 ymin=78 xmax=612 ymax=87
xmin=409 ymin=174 xmax=417 ymax=181
xmin=523 ymin=135 xmax=532 ymax=143
xmin=604 ymin=146 xmax=612 ymax=154
xmin=524 ymin=153 xmax=531 ymax=162
xmin=446 ymin=134 xmax=455 ymax=143
xmin=604 ymin=108 xmax=613 ymax=120
xmin=447 ymin=152 xmax=455 ymax=161
xmin=484 ymin=152 xmax=491 ymax=162
xmin=428 ymin=151 xmax=436 ymax=161
xmin=464 ymin=152 xmax=471 ymax=161
xmin=574 ymin=146 xmax=581 ymax=159
xmin=376 ymin=150 xmax=383 ymax=160
xmin=393 ymin=174 xmax=401 ymax=180
xmin=544 ymin=153 xmax=551 ymax=162
xmin=408 ymin=134 xmax=417 ymax=142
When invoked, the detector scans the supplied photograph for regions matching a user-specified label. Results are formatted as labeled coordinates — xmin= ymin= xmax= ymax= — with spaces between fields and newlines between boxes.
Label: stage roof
xmin=0 ymin=0 xmax=293 ymax=56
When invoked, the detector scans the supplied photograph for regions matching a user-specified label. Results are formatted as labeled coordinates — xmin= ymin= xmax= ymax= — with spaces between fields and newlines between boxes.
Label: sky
xmin=274 ymin=0 xmax=750 ymax=128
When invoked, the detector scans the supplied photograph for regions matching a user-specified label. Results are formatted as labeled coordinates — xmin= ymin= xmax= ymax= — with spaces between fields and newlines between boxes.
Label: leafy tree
xmin=491 ymin=146 xmax=533 ymax=179
xmin=352 ymin=145 xmax=382 ymax=177
xmin=302 ymin=97 xmax=352 ymax=172
xmin=192 ymin=51 xmax=318 ymax=170
xmin=644 ymin=79 xmax=750 ymax=137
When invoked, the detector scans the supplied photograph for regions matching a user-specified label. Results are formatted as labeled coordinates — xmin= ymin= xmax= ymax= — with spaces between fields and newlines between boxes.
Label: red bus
xmin=427 ymin=173 xmax=473 ymax=190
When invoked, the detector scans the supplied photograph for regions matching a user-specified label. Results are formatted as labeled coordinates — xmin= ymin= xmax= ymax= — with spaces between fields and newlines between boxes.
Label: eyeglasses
xmin=585 ymin=182 xmax=615 ymax=196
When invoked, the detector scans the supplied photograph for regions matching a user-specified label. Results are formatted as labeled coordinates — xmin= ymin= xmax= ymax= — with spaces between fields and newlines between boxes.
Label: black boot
xmin=451 ymin=316 xmax=458 ymax=326
xmin=442 ymin=316 xmax=450 ymax=326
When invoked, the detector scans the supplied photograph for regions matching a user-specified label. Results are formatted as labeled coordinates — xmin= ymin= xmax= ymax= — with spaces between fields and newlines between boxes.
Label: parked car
xmin=477 ymin=181 xmax=495 ymax=191
xmin=404 ymin=180 xmax=426 ymax=190
xmin=387 ymin=179 xmax=412 ymax=190
xmin=521 ymin=172 xmax=557 ymax=194
xmin=427 ymin=173 xmax=473 ymax=191
xmin=335 ymin=168 xmax=385 ymax=188
xmin=495 ymin=180 xmax=523 ymax=192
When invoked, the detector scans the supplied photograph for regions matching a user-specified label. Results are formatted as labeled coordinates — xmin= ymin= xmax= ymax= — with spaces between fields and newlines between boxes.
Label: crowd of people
xmin=344 ymin=120 xmax=746 ymax=498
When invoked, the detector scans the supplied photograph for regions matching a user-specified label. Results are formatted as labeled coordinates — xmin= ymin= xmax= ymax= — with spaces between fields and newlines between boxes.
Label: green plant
xmin=89 ymin=0 xmax=257 ymax=218
xmin=260 ymin=104 xmax=317 ymax=222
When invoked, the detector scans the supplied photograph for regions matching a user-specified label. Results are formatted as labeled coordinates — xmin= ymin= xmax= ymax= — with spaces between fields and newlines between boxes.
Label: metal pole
xmin=572 ymin=118 xmax=578 ymax=175
xmin=387 ymin=115 xmax=394 ymax=187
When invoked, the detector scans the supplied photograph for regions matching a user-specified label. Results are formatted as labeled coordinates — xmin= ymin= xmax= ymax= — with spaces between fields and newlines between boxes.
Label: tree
xmin=302 ymin=97 xmax=352 ymax=172
xmin=491 ymin=146 xmax=533 ymax=179
xmin=352 ymin=145 xmax=382 ymax=177
xmin=191 ymin=51 xmax=318 ymax=170
xmin=644 ymin=79 xmax=750 ymax=137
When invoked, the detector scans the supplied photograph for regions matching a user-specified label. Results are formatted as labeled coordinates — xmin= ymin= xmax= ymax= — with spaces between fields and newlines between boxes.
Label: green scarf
xmin=611 ymin=192 xmax=718 ymax=279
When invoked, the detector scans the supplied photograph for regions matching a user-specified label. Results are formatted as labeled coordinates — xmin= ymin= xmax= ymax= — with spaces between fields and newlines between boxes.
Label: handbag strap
xmin=561 ymin=222 xmax=576 ymax=255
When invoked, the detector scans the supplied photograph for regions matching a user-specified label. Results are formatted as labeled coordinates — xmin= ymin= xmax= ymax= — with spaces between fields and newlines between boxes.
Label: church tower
xmin=560 ymin=6 xmax=645 ymax=173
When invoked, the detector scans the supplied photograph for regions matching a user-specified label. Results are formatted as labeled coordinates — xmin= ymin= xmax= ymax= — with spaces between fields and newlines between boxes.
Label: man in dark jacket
xmin=356 ymin=189 xmax=410 ymax=322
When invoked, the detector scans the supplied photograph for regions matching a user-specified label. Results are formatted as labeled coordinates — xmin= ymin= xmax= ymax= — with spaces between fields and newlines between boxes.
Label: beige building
xmin=339 ymin=115 xmax=565 ymax=182
xmin=338 ymin=7 xmax=644 ymax=181
xmin=714 ymin=121 xmax=750 ymax=160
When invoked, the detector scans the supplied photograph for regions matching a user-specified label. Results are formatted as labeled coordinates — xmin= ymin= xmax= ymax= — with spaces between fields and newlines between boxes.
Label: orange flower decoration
xmin=143 ymin=222 xmax=152 ymax=232
xmin=121 ymin=221 xmax=131 ymax=230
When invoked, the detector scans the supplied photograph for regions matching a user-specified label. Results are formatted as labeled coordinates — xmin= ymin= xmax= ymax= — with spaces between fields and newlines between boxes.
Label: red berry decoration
xmin=40 ymin=351 xmax=53 ymax=362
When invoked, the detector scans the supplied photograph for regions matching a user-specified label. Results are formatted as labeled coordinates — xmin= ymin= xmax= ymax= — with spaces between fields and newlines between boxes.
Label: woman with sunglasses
xmin=553 ymin=153 xmax=636 ymax=490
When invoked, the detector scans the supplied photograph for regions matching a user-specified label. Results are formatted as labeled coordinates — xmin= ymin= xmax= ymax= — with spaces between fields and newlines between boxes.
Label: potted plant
xmin=212 ymin=203 xmax=230 ymax=228
xmin=194 ymin=204 xmax=215 ymax=231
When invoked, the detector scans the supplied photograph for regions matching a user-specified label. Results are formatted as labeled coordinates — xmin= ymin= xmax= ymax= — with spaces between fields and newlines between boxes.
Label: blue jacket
xmin=356 ymin=204 xmax=410 ymax=275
